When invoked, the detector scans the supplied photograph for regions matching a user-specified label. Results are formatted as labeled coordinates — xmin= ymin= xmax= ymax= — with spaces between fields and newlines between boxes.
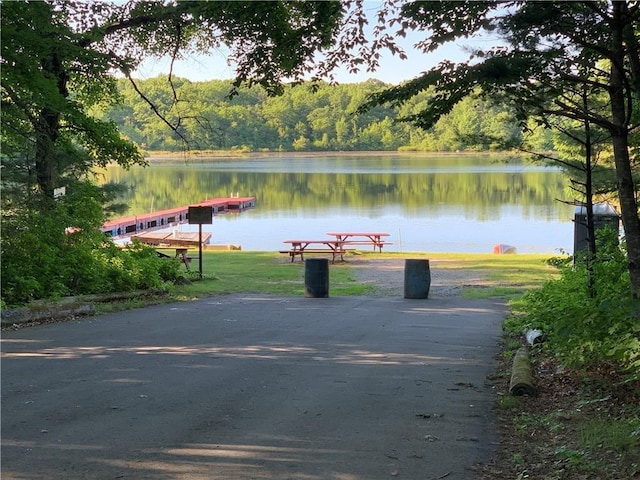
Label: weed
xmin=515 ymin=412 xmax=563 ymax=435
xmin=498 ymin=394 xmax=518 ymax=410
xmin=511 ymin=452 xmax=525 ymax=467
xmin=580 ymin=417 xmax=640 ymax=452
xmin=553 ymin=445 xmax=585 ymax=465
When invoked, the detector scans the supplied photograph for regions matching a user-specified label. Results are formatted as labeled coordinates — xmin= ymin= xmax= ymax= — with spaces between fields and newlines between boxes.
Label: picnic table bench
xmin=326 ymin=232 xmax=392 ymax=252
xmin=156 ymin=247 xmax=195 ymax=270
xmin=281 ymin=240 xmax=347 ymax=263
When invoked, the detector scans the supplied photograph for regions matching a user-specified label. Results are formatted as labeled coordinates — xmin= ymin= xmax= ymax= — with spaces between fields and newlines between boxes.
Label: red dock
xmin=130 ymin=231 xmax=213 ymax=247
xmin=101 ymin=196 xmax=255 ymax=238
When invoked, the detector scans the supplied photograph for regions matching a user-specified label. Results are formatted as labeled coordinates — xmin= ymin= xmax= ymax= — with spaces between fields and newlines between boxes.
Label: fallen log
xmin=509 ymin=346 xmax=537 ymax=396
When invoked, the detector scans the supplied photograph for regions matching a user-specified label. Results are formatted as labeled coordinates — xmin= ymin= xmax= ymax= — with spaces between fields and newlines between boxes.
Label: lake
xmin=98 ymin=153 xmax=575 ymax=254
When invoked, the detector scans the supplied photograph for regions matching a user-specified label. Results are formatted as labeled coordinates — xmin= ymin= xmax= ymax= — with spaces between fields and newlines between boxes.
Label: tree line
xmin=104 ymin=77 xmax=550 ymax=153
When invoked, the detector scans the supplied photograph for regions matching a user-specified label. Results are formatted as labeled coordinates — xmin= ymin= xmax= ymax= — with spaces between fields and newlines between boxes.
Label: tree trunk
xmin=34 ymin=108 xmax=59 ymax=198
xmin=35 ymin=51 xmax=68 ymax=198
xmin=609 ymin=1 xmax=640 ymax=299
xmin=610 ymin=130 xmax=640 ymax=298
xmin=583 ymin=104 xmax=596 ymax=298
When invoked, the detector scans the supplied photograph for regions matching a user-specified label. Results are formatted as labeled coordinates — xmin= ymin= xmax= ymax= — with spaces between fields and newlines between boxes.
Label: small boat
xmin=493 ymin=244 xmax=517 ymax=254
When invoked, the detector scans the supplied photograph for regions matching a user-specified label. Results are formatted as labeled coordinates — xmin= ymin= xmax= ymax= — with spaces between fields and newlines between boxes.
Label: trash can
xmin=573 ymin=202 xmax=620 ymax=255
xmin=404 ymin=259 xmax=431 ymax=299
xmin=305 ymin=258 xmax=329 ymax=298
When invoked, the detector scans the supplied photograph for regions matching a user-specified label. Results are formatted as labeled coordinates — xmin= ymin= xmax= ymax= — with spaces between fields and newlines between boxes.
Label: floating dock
xmin=130 ymin=231 xmax=212 ymax=247
xmin=101 ymin=196 xmax=255 ymax=238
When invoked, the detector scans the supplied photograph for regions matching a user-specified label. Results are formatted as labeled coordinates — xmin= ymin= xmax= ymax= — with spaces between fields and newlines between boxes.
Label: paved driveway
xmin=1 ymin=294 xmax=506 ymax=479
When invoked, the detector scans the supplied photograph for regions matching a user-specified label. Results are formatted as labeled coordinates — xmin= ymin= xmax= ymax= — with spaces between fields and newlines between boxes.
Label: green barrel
xmin=404 ymin=259 xmax=431 ymax=299
xmin=305 ymin=258 xmax=329 ymax=298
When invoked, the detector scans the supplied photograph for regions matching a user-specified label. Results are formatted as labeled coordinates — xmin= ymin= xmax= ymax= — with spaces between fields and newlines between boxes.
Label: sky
xmin=132 ymin=5 xmax=502 ymax=86
xmin=134 ymin=39 xmax=485 ymax=85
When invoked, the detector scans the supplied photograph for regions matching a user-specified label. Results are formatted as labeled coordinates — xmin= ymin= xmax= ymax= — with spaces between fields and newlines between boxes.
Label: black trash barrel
xmin=305 ymin=258 xmax=329 ymax=298
xmin=404 ymin=259 xmax=431 ymax=299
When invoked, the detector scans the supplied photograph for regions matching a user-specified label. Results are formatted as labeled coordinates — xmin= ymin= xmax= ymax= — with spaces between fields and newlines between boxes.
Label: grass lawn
xmin=170 ymin=250 xmax=374 ymax=299
xmin=167 ymin=249 xmax=559 ymax=300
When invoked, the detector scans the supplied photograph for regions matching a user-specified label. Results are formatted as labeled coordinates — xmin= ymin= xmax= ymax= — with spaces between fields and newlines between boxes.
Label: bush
xmin=507 ymin=230 xmax=640 ymax=373
xmin=1 ymin=184 xmax=181 ymax=306
xmin=102 ymin=240 xmax=181 ymax=291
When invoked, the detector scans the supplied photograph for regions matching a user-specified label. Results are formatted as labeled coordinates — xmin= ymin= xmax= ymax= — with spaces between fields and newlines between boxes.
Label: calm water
xmin=99 ymin=153 xmax=575 ymax=254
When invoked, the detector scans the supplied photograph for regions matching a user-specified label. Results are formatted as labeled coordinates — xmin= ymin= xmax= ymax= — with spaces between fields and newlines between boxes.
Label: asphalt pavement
xmin=1 ymin=293 xmax=507 ymax=479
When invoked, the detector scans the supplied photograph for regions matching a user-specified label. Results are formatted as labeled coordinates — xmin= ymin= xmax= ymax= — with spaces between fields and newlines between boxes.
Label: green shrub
xmin=1 ymin=183 xmax=181 ymax=306
xmin=508 ymin=230 xmax=640 ymax=373
xmin=108 ymin=240 xmax=181 ymax=290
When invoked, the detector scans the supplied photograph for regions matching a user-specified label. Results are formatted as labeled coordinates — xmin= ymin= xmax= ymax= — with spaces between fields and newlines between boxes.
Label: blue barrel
xmin=404 ymin=259 xmax=431 ymax=299
xmin=305 ymin=258 xmax=329 ymax=298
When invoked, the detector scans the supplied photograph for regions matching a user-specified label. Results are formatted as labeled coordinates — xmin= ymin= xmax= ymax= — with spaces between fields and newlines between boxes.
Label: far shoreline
xmin=143 ymin=150 xmax=516 ymax=163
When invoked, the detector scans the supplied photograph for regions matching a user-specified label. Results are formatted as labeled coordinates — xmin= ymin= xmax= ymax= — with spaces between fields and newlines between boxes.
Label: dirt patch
xmin=346 ymin=256 xmax=490 ymax=297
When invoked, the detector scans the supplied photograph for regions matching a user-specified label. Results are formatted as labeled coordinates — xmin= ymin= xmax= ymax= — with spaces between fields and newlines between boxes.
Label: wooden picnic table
xmin=326 ymin=232 xmax=391 ymax=252
xmin=156 ymin=247 xmax=194 ymax=270
xmin=281 ymin=240 xmax=347 ymax=263
xmin=132 ymin=231 xmax=211 ymax=247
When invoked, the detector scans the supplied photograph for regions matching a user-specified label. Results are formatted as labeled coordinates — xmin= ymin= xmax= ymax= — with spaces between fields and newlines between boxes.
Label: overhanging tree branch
xmin=122 ymin=68 xmax=190 ymax=148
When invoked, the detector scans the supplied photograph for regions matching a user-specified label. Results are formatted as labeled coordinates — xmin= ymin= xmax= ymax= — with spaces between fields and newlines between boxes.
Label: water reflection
xmin=98 ymin=154 xmax=574 ymax=253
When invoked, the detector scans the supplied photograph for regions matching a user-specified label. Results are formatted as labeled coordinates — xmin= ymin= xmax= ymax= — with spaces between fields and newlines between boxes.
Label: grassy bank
xmin=159 ymin=250 xmax=558 ymax=303
xmin=6 ymin=250 xmax=556 ymax=317
xmin=169 ymin=250 xmax=376 ymax=300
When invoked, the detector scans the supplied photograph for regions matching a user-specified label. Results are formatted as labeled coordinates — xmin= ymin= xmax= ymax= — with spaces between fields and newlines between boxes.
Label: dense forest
xmin=104 ymin=77 xmax=553 ymax=153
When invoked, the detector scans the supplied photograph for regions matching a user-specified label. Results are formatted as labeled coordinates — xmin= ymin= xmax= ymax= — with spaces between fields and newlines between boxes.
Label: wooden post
xmin=188 ymin=205 xmax=212 ymax=280
xmin=198 ymin=223 xmax=203 ymax=279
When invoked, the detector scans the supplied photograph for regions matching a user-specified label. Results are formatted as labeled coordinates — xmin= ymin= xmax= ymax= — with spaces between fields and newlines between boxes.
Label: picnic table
xmin=326 ymin=232 xmax=391 ymax=252
xmin=156 ymin=247 xmax=194 ymax=270
xmin=281 ymin=240 xmax=347 ymax=263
